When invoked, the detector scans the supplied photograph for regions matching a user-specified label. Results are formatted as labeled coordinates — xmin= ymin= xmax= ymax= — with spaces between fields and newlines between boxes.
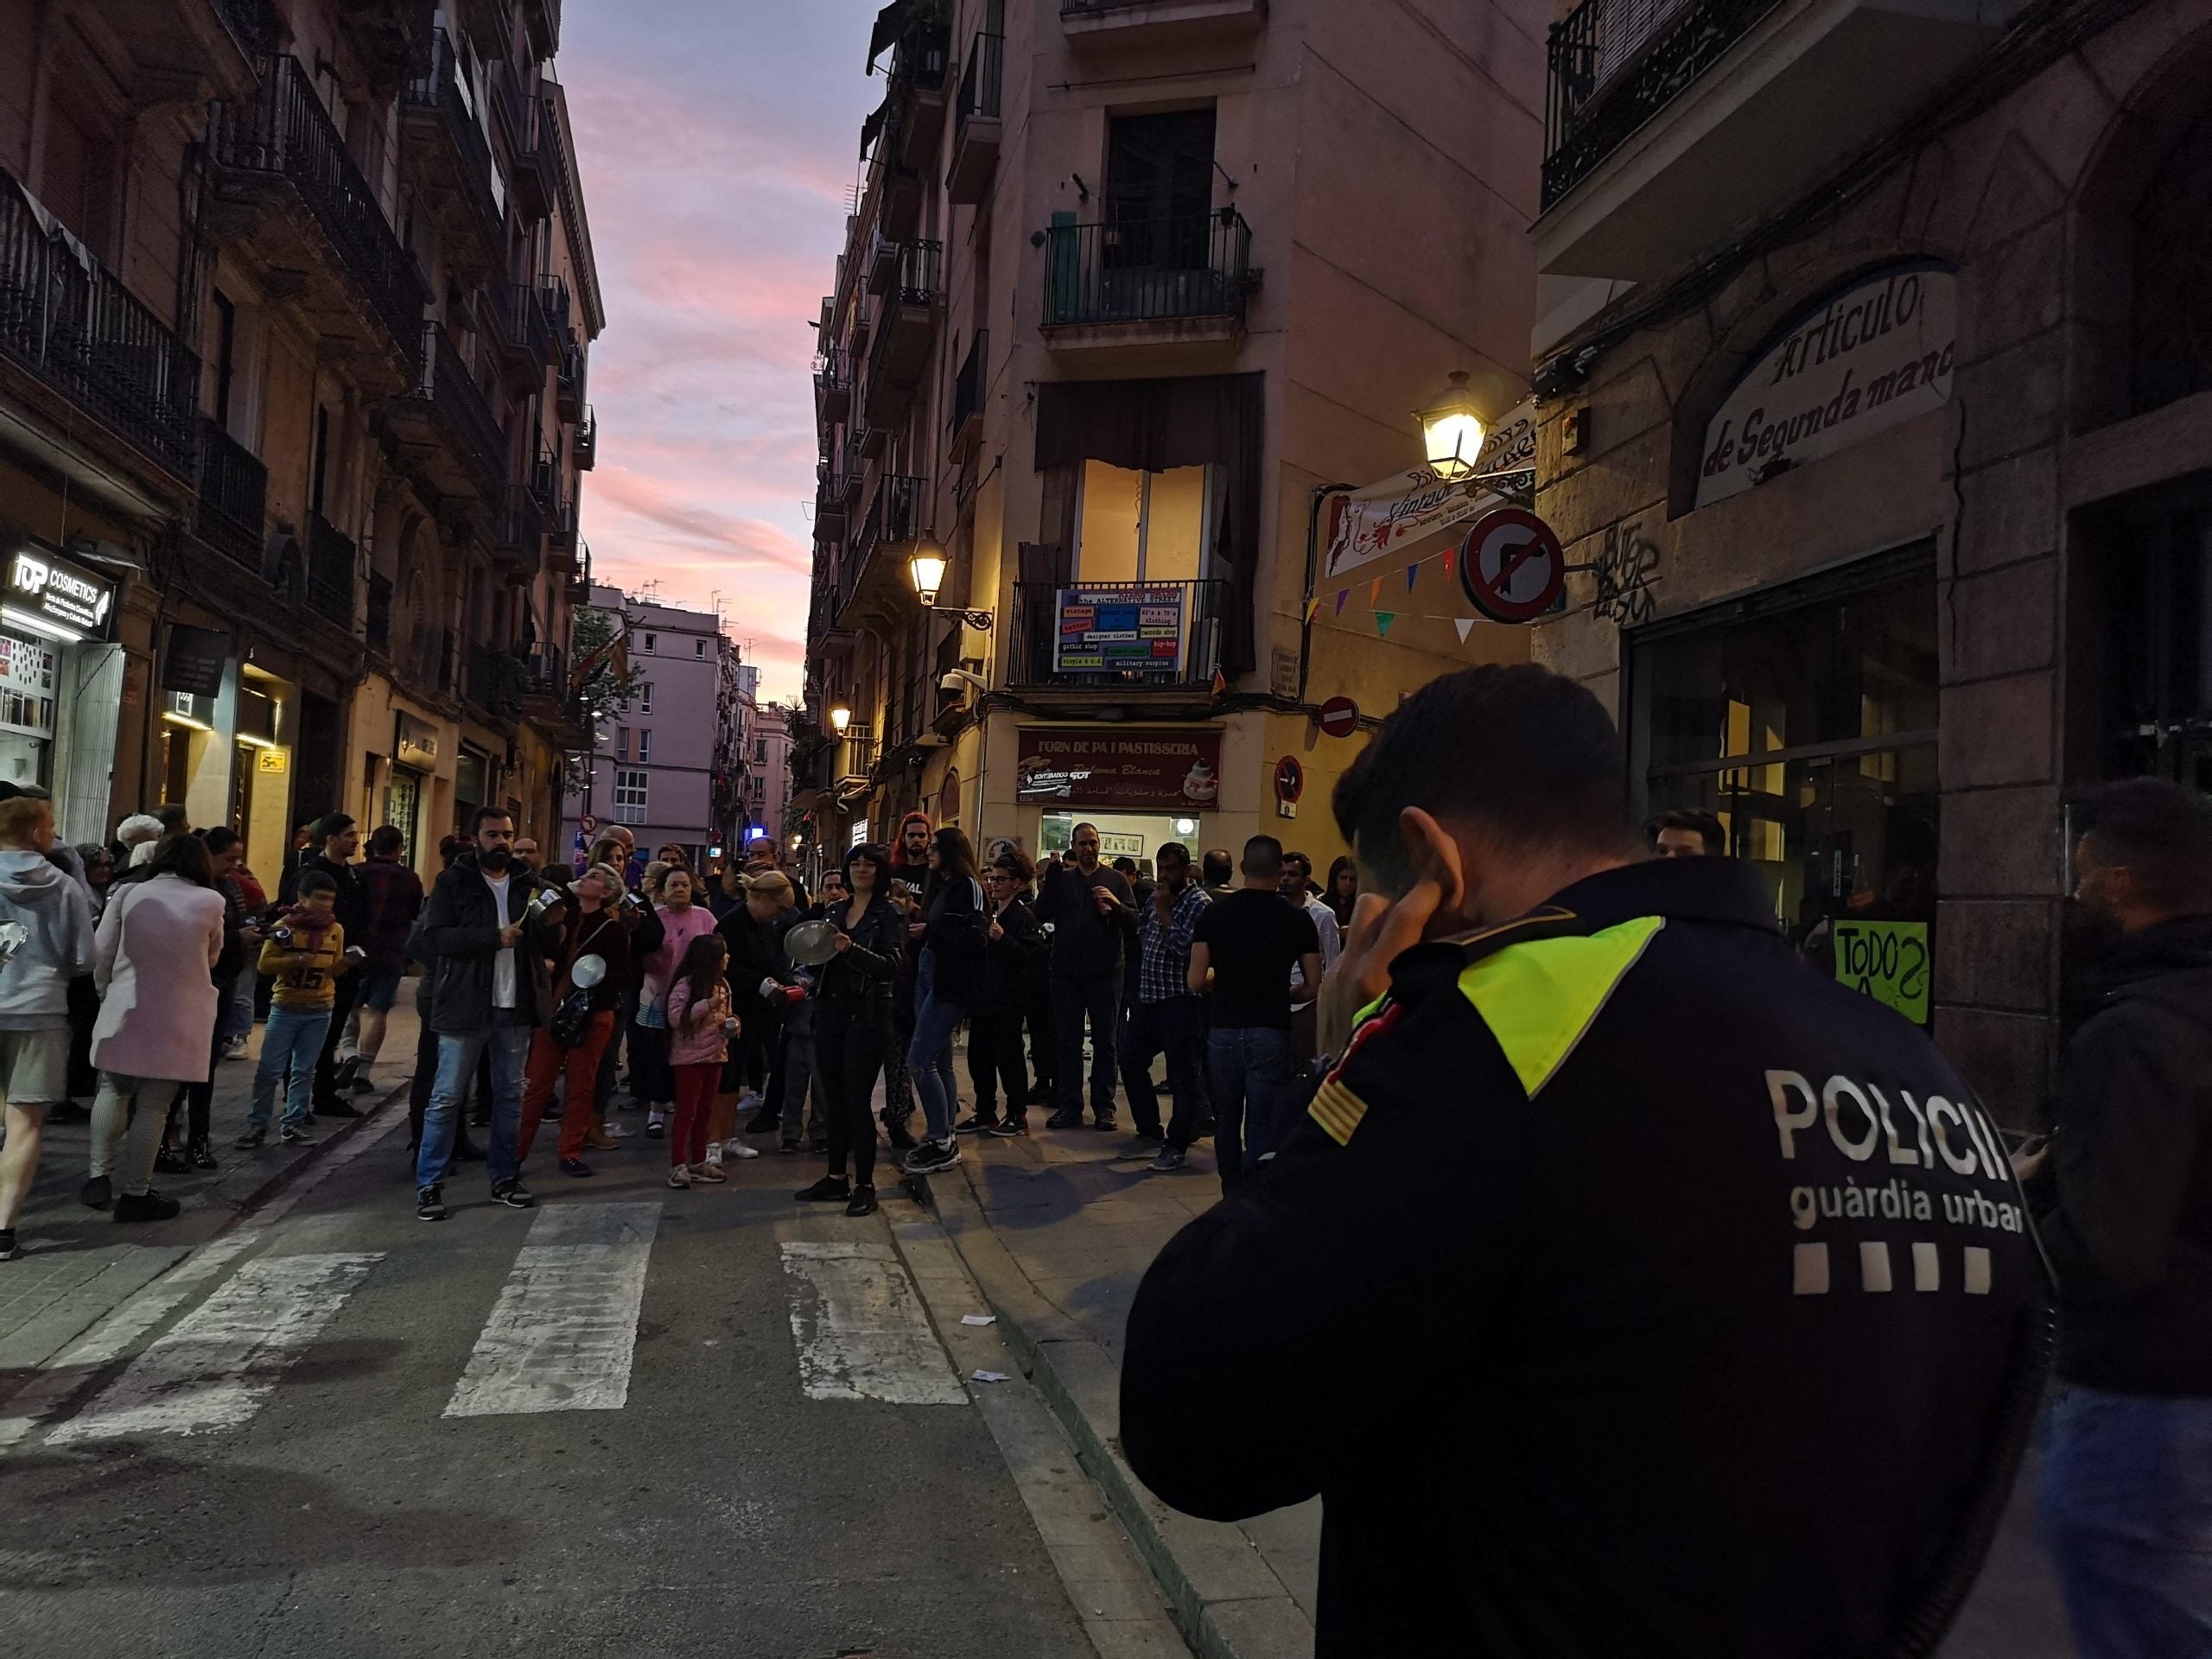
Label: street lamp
xmin=908 ymin=542 xmax=949 ymax=607
xmin=828 ymin=704 xmax=851 ymax=734
xmin=1417 ymin=370 xmax=1487 ymax=480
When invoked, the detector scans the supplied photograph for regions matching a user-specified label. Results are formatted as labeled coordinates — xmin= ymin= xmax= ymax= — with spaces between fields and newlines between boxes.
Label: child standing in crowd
xmin=663 ymin=933 xmax=734 ymax=1188
xmin=238 ymin=869 xmax=348 ymax=1148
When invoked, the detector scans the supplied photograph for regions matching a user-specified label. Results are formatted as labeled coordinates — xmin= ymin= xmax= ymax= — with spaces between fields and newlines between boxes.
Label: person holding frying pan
xmin=791 ymin=843 xmax=906 ymax=1218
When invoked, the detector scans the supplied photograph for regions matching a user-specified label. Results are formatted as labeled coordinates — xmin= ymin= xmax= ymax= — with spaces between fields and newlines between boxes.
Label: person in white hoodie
xmin=0 ymin=794 xmax=96 ymax=1260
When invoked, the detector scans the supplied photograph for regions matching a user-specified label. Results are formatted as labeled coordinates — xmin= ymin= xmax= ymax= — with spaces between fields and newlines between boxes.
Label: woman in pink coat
xmin=90 ymin=833 xmax=225 ymax=1223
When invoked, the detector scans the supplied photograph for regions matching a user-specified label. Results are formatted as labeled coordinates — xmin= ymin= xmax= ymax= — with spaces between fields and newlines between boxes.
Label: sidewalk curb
xmin=210 ymin=1078 xmax=413 ymax=1230
xmin=912 ymin=1162 xmax=1316 ymax=1659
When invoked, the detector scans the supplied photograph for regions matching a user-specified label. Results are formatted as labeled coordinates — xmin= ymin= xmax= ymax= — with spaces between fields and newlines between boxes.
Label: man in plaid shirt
xmin=1122 ymin=842 xmax=1210 ymax=1170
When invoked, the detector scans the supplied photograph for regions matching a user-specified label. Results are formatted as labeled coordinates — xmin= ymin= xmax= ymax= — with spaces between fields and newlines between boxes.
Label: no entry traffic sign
xmin=1274 ymin=754 xmax=1306 ymax=804
xmin=1315 ymin=696 xmax=1360 ymax=739
xmin=1459 ymin=506 xmax=1566 ymax=624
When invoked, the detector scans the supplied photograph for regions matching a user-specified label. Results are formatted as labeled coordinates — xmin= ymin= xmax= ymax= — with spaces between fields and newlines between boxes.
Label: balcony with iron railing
xmin=949 ymin=328 xmax=987 ymax=464
xmin=1041 ymin=208 xmax=1255 ymax=345
xmin=467 ymin=640 xmax=521 ymax=715
xmin=390 ymin=323 xmax=507 ymax=503
xmin=817 ymin=457 xmax=849 ymax=537
xmin=863 ymin=238 xmax=943 ymax=426
xmin=401 ymin=26 xmax=504 ymax=272
xmin=948 ymin=29 xmax=1004 ymax=204
xmin=194 ymin=417 xmax=268 ymax=569
xmin=531 ymin=438 xmax=561 ymax=511
xmin=556 ymin=334 xmax=587 ymax=419
xmin=1007 ymin=579 xmax=1227 ymax=690
xmin=575 ymin=405 xmax=596 ymax=470
xmin=0 ymin=171 xmax=200 ymax=476
xmin=304 ymin=510 xmax=356 ymax=632
xmin=496 ymin=484 xmax=543 ymax=572
xmin=1535 ymin=0 xmax=2019 ymax=278
xmin=815 ymin=346 xmax=853 ymax=426
xmin=210 ymin=54 xmax=428 ymax=378
xmin=1060 ymin=0 xmax=1267 ymax=46
xmin=486 ymin=282 xmax=556 ymax=389
xmin=891 ymin=21 xmax=952 ymax=170
xmin=546 ymin=493 xmax=579 ymax=571
xmin=840 ymin=473 xmax=925 ymax=625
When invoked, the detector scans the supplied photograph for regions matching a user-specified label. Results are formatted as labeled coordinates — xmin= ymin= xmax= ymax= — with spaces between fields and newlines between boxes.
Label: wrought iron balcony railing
xmin=1042 ymin=208 xmax=1253 ymax=327
xmin=402 ymin=27 xmax=503 ymax=249
xmin=1008 ymin=579 xmax=1227 ymax=689
xmin=0 ymin=170 xmax=200 ymax=473
xmin=305 ymin=510 xmax=356 ymax=631
xmin=406 ymin=324 xmax=507 ymax=501
xmin=575 ymin=404 xmax=596 ymax=470
xmin=957 ymin=29 xmax=1004 ymax=131
xmin=194 ymin=416 xmax=267 ymax=569
xmin=211 ymin=54 xmax=428 ymax=368
xmin=1541 ymin=0 xmax=1785 ymax=207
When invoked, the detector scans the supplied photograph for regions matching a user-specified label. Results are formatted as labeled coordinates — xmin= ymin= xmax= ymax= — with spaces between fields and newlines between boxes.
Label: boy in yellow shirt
xmin=238 ymin=870 xmax=350 ymax=1147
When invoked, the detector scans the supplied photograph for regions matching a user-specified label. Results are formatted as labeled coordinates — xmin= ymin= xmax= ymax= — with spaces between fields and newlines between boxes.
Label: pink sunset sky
xmin=559 ymin=1 xmax=880 ymax=704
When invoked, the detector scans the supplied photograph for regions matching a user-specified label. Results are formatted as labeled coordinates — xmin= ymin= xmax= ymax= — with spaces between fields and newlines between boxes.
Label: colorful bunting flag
xmin=1334 ymin=589 xmax=1348 ymax=617
xmin=1368 ymin=578 xmax=1382 ymax=608
xmin=1375 ymin=611 xmax=1396 ymax=638
xmin=1453 ymin=617 xmax=1475 ymax=644
xmin=1305 ymin=596 xmax=1321 ymax=623
xmin=1406 ymin=564 xmax=1419 ymax=592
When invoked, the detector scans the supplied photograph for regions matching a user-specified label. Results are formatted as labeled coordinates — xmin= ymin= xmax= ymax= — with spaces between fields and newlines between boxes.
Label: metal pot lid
xmin=785 ymin=919 xmax=840 ymax=966
xmin=570 ymin=953 xmax=608 ymax=988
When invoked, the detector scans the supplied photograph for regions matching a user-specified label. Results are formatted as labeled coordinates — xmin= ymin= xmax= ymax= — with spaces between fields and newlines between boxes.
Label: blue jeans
xmin=906 ymin=947 xmax=964 ymax=1143
xmin=1052 ymin=970 xmax=1122 ymax=1122
xmin=1206 ymin=1027 xmax=1294 ymax=1191
xmin=2039 ymin=1385 xmax=2212 ymax=1657
xmin=1122 ymin=995 xmax=1204 ymax=1145
xmin=416 ymin=1022 xmax=531 ymax=1190
xmin=250 ymin=1006 xmax=331 ymax=1132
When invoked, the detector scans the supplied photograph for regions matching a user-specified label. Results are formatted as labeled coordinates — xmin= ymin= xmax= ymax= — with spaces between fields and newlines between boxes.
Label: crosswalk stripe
xmin=443 ymin=1201 xmax=661 ymax=1418
xmin=781 ymin=1239 xmax=966 ymax=1407
xmin=47 ymin=1252 xmax=384 ymax=1443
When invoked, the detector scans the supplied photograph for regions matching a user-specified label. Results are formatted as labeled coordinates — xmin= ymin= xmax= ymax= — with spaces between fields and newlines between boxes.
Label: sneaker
xmin=416 ymin=1183 xmax=447 ymax=1221
xmin=1045 ymin=1108 xmax=1083 ymax=1130
xmin=733 ymin=1089 xmax=764 ymax=1118
xmin=232 ymin=1128 xmax=266 ymax=1151
xmin=722 ymin=1138 xmax=760 ymax=1161
xmin=667 ymin=1166 xmax=692 ymax=1189
xmin=315 ymin=1098 xmax=364 ymax=1120
xmin=1090 ymin=1116 xmax=1120 ymax=1133
xmin=79 ymin=1175 xmax=111 ymax=1209
xmin=221 ymin=1038 xmax=250 ymax=1062
xmin=646 ymin=1111 xmax=666 ymax=1139
xmin=953 ymin=1115 xmax=997 ymax=1135
xmin=558 ymin=1157 xmax=594 ymax=1178
xmin=987 ymin=1119 xmax=1027 ymax=1139
xmin=1148 ymin=1146 xmax=1189 ymax=1173
xmin=794 ymin=1174 xmax=850 ymax=1202
xmin=153 ymin=1145 xmax=188 ymax=1175
xmin=279 ymin=1125 xmax=317 ymax=1147
xmin=689 ymin=1160 xmax=728 ymax=1184
xmin=491 ymin=1179 xmax=537 ymax=1209
xmin=114 ymin=1191 xmax=181 ymax=1224
xmin=905 ymin=1137 xmax=960 ymax=1176
xmin=844 ymin=1184 xmax=878 ymax=1218
xmin=0 ymin=1228 xmax=16 ymax=1260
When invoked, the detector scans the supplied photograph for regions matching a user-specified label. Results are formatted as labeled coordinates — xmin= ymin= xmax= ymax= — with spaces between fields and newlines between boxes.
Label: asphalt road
xmin=0 ymin=1112 xmax=1126 ymax=1659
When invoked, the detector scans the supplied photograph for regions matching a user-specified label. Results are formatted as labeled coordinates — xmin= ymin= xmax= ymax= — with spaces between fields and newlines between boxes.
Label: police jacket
xmin=2037 ymin=914 xmax=2212 ymax=1395
xmin=1121 ymin=858 xmax=2053 ymax=1659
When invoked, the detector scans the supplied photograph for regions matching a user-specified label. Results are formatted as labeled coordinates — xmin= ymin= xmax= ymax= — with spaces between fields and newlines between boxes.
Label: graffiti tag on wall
xmin=1591 ymin=521 xmax=1661 ymax=627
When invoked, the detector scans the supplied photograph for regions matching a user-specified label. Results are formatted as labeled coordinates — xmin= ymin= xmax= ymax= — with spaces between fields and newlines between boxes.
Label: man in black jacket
xmin=2026 ymin=778 xmax=2212 ymax=1655
xmin=1122 ymin=664 xmax=2052 ymax=1659
xmin=298 ymin=813 xmax=367 ymax=1120
xmin=410 ymin=806 xmax=563 ymax=1220
xmin=1035 ymin=822 xmax=1135 ymax=1131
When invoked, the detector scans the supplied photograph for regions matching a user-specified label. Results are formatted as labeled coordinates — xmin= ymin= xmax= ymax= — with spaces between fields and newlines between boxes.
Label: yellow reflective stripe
xmin=1457 ymin=915 xmax=1664 ymax=1099
xmin=1307 ymin=1077 xmax=1369 ymax=1146
xmin=1351 ymin=989 xmax=1390 ymax=1029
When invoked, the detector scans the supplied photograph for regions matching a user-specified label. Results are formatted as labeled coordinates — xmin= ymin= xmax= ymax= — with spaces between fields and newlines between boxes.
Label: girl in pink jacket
xmin=663 ymin=933 xmax=736 ymax=1188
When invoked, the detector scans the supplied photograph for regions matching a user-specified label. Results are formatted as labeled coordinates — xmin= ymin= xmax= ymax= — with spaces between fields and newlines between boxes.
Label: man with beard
xmin=2024 ymin=778 xmax=2212 ymax=1655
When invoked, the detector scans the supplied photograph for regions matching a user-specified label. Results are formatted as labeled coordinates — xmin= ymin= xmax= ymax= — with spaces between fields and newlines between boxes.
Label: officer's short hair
xmin=2075 ymin=778 xmax=2212 ymax=914
xmin=1332 ymin=664 xmax=1635 ymax=893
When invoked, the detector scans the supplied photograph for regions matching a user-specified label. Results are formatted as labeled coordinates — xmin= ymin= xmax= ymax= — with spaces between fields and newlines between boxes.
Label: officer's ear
xmin=1396 ymin=806 xmax=1465 ymax=919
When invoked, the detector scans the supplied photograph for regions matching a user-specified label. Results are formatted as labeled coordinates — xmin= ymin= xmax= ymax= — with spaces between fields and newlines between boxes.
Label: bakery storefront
xmin=0 ymin=538 xmax=124 ymax=837
xmin=1011 ymin=726 xmax=1222 ymax=877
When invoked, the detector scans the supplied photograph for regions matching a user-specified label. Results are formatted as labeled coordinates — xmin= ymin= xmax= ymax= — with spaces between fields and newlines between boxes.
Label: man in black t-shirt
xmin=1187 ymin=835 xmax=1321 ymax=1191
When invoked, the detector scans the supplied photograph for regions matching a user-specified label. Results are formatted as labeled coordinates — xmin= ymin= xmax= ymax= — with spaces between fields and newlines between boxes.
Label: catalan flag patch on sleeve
xmin=1308 ymin=1077 xmax=1370 ymax=1146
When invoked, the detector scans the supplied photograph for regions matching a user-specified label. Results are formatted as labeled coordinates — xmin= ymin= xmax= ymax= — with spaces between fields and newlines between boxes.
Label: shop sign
xmin=7 ymin=545 xmax=116 ymax=639
xmin=1832 ymin=918 xmax=1930 ymax=1025
xmin=1698 ymin=267 xmax=1956 ymax=508
xmin=396 ymin=713 xmax=441 ymax=771
xmin=1323 ymin=397 xmax=1538 ymax=579
xmin=257 ymin=747 xmax=289 ymax=775
xmin=1053 ymin=585 xmax=1186 ymax=677
xmin=1015 ymin=728 xmax=1223 ymax=811
xmin=162 ymin=626 xmax=232 ymax=697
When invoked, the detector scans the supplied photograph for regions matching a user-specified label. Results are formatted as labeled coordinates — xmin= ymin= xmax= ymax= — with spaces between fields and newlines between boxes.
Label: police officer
xmin=1121 ymin=664 xmax=2052 ymax=1658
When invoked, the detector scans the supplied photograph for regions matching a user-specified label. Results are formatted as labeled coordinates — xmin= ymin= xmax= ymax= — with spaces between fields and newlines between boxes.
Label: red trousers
xmin=671 ymin=1061 xmax=719 ymax=1167
xmin=518 ymin=1012 xmax=614 ymax=1164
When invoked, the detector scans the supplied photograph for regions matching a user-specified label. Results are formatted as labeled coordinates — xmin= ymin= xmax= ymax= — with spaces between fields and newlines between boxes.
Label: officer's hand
xmin=2010 ymin=1137 xmax=2049 ymax=1181
xmin=1318 ymin=880 xmax=1442 ymax=1058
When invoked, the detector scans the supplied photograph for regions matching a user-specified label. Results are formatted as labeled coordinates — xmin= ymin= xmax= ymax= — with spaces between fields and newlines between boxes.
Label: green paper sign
xmin=1831 ymin=919 xmax=1930 ymax=1024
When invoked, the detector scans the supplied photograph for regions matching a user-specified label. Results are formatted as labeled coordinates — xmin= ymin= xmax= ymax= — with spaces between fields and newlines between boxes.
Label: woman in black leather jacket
xmin=792 ymin=842 xmax=906 ymax=1217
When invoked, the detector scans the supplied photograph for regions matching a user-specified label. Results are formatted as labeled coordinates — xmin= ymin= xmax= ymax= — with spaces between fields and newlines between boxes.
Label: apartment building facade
xmin=746 ymin=699 xmax=791 ymax=852
xmin=562 ymin=583 xmax=749 ymax=870
xmin=0 ymin=0 xmax=597 ymax=877
xmin=796 ymin=0 xmax=1548 ymax=875
xmin=1526 ymin=0 xmax=2212 ymax=1115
